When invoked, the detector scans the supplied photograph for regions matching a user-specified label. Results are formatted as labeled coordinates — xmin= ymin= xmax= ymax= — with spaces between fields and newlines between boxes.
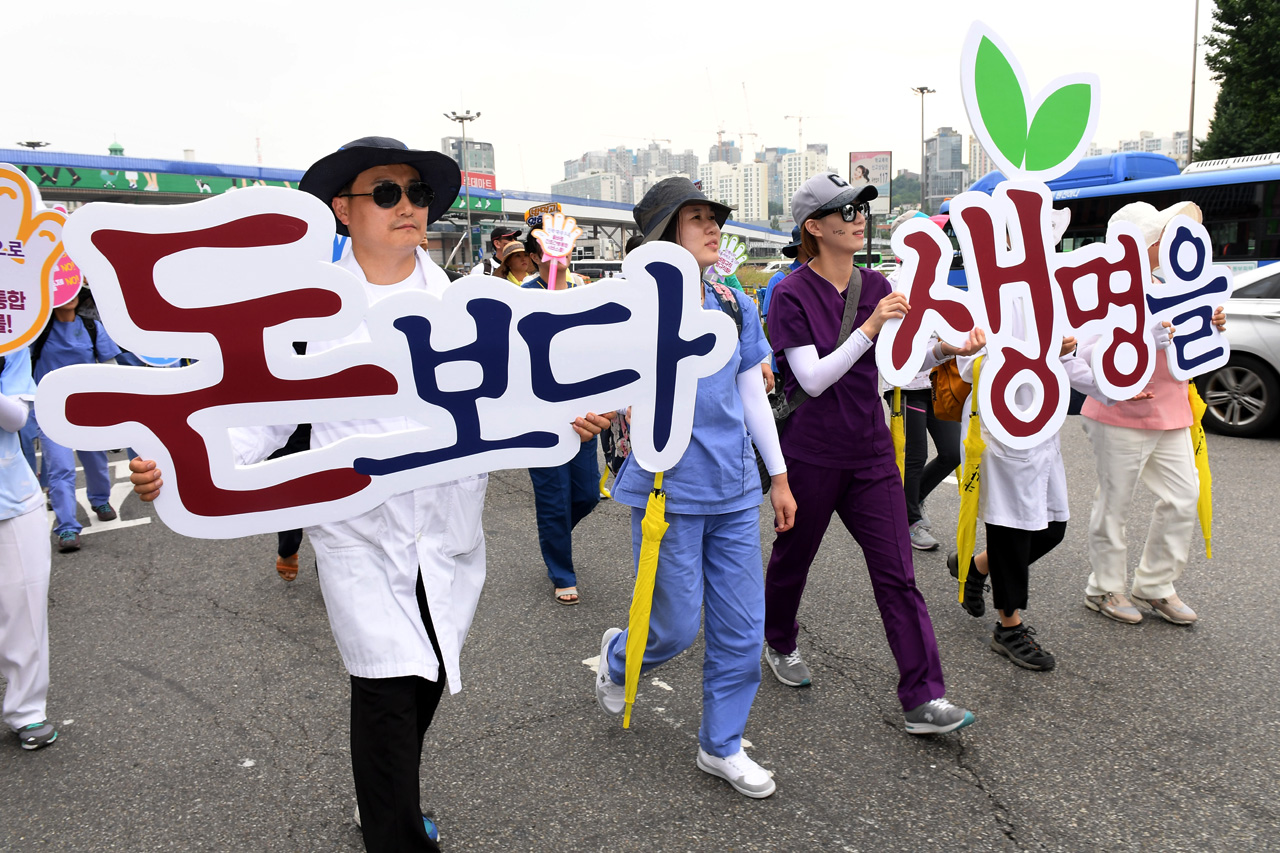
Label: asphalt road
xmin=3 ymin=423 xmax=1278 ymax=853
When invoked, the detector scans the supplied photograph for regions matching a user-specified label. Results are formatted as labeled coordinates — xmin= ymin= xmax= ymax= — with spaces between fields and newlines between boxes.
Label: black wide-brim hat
xmin=781 ymin=225 xmax=803 ymax=259
xmin=299 ymin=136 xmax=461 ymax=236
xmin=633 ymin=176 xmax=732 ymax=244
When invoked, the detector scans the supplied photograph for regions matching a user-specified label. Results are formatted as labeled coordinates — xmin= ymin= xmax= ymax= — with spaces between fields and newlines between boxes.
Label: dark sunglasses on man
xmin=816 ymin=201 xmax=871 ymax=222
xmin=338 ymin=180 xmax=435 ymax=209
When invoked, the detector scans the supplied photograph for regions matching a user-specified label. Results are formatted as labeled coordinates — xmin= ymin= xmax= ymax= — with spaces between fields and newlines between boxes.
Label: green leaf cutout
xmin=1025 ymin=83 xmax=1092 ymax=172
xmin=974 ymin=36 xmax=1027 ymax=169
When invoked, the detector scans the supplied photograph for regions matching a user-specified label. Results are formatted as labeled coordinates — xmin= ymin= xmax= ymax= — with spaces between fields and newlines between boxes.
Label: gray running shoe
xmin=904 ymin=698 xmax=976 ymax=734
xmin=696 ymin=747 xmax=776 ymax=798
xmin=918 ymin=500 xmax=932 ymax=530
xmin=763 ymin=645 xmax=812 ymax=687
xmin=909 ymin=520 xmax=940 ymax=551
xmin=18 ymin=721 xmax=58 ymax=750
xmin=595 ymin=628 xmax=625 ymax=715
xmin=1131 ymin=592 xmax=1198 ymax=625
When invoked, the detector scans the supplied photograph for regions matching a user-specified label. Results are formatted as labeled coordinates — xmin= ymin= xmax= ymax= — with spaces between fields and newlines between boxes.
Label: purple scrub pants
xmin=764 ymin=456 xmax=945 ymax=711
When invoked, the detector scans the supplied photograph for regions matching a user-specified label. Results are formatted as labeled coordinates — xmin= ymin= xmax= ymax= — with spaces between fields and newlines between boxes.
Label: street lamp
xmin=911 ymin=87 xmax=934 ymax=212
xmin=16 ymin=141 xmax=50 ymax=149
xmin=443 ymin=110 xmax=481 ymax=268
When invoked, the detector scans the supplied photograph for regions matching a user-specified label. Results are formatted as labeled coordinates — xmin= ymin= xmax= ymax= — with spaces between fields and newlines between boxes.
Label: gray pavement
xmin=3 ymin=424 xmax=1278 ymax=852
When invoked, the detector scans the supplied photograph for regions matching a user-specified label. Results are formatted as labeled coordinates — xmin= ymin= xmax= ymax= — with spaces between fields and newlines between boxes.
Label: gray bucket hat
xmin=633 ymin=176 xmax=732 ymax=244
xmin=791 ymin=172 xmax=878 ymax=225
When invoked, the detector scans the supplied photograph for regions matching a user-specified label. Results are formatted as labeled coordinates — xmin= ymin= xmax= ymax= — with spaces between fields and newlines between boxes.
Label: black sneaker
xmin=18 ymin=721 xmax=58 ymax=750
xmin=949 ymin=552 xmax=987 ymax=618
xmin=990 ymin=623 xmax=1056 ymax=671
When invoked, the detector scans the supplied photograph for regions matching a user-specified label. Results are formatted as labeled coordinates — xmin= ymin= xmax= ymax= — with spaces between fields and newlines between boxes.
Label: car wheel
xmin=1196 ymin=354 xmax=1280 ymax=437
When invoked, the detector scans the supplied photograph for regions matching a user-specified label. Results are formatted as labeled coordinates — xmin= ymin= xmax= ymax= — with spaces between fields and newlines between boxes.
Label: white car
xmin=1196 ymin=263 xmax=1280 ymax=437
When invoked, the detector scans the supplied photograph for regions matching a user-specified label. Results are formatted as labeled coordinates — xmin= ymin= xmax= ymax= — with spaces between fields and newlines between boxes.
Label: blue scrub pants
xmin=36 ymin=414 xmax=111 ymax=536
xmin=528 ymin=436 xmax=599 ymax=589
xmin=603 ymin=506 xmax=763 ymax=758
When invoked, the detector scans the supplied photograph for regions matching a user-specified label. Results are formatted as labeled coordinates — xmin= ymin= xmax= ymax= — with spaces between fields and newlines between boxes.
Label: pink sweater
xmin=1082 ymin=356 xmax=1192 ymax=430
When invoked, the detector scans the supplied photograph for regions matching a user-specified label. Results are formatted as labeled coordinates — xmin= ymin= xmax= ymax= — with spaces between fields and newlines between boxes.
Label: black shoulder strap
xmin=707 ymin=280 xmax=744 ymax=336
xmin=785 ymin=267 xmax=865 ymax=413
xmin=30 ymin=321 xmax=54 ymax=369
xmin=82 ymin=316 xmax=99 ymax=361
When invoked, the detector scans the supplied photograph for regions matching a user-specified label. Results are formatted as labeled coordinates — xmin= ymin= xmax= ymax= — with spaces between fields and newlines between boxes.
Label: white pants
xmin=0 ymin=505 xmax=52 ymax=730
xmin=1083 ymin=419 xmax=1198 ymax=600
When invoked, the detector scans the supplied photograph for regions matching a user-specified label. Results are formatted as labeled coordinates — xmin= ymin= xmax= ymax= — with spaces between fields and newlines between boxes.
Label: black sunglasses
xmin=339 ymin=180 xmax=435 ymax=209
xmin=816 ymin=201 xmax=871 ymax=222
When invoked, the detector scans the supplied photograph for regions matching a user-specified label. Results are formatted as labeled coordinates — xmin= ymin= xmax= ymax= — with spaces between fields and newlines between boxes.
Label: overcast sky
xmin=11 ymin=1 xmax=1221 ymax=192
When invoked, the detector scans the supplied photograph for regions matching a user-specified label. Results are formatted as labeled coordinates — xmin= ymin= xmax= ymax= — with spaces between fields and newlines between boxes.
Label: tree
xmin=890 ymin=173 xmax=920 ymax=208
xmin=1195 ymin=0 xmax=1280 ymax=161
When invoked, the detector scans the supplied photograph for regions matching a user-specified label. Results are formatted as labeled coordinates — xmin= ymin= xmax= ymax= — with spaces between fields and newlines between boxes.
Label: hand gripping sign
xmin=531 ymin=212 xmax=583 ymax=290
xmin=36 ymin=187 xmax=737 ymax=538
xmin=877 ymin=182 xmax=1230 ymax=449
xmin=0 ymin=164 xmax=67 ymax=354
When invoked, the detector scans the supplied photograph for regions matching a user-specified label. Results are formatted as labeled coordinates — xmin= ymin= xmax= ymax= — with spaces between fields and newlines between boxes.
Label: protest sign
xmin=0 ymin=164 xmax=66 ymax=354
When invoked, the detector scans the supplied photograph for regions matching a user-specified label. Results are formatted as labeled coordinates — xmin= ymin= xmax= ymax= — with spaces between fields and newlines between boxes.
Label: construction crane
xmin=739 ymin=82 xmax=759 ymax=160
xmin=784 ymin=115 xmax=812 ymax=152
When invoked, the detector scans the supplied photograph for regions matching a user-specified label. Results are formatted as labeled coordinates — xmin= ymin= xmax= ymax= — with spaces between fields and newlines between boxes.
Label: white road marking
xmin=44 ymin=457 xmax=151 ymax=536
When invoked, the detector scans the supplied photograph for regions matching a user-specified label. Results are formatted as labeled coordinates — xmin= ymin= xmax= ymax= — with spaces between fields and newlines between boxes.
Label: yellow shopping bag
xmin=955 ymin=358 xmax=985 ymax=602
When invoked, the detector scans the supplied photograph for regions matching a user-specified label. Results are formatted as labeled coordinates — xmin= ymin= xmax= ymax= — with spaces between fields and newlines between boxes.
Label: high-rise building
xmin=552 ymin=170 xmax=624 ymax=202
xmin=761 ymin=147 xmax=795 ymax=210
xmin=924 ymin=127 xmax=966 ymax=214
xmin=698 ymin=160 xmax=768 ymax=223
xmin=442 ymin=136 xmax=495 ymax=177
xmin=969 ymin=135 xmax=998 ymax=182
xmin=562 ymin=147 xmax=634 ymax=201
xmin=708 ymin=139 xmax=743 ymax=164
xmin=780 ymin=145 xmax=829 ymax=213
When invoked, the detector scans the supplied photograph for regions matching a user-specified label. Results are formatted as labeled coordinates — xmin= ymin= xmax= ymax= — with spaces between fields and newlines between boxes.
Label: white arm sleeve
xmin=228 ymin=423 xmax=296 ymax=466
xmin=0 ymin=394 xmax=28 ymax=434
xmin=737 ymin=369 xmax=785 ymax=476
xmin=783 ymin=329 xmax=875 ymax=398
xmin=1064 ymin=339 xmax=1113 ymax=404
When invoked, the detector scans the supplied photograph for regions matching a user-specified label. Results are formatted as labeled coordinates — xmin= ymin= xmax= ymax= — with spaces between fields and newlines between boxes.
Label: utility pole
xmin=911 ymin=87 xmax=935 ymax=212
xmin=1187 ymin=0 xmax=1200 ymax=166
xmin=443 ymin=109 xmax=481 ymax=268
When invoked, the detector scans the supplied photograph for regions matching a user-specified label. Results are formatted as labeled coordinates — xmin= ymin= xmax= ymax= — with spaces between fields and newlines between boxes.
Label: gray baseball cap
xmin=791 ymin=172 xmax=878 ymax=225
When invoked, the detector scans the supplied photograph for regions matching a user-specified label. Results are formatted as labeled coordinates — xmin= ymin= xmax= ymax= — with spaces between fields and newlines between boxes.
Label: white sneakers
xmin=595 ymin=628 xmax=625 ymax=716
xmin=696 ymin=748 xmax=776 ymax=798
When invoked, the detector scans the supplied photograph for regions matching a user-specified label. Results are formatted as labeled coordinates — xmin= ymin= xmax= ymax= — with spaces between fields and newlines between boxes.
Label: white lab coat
xmin=230 ymin=248 xmax=487 ymax=694
xmin=958 ymin=301 xmax=1108 ymax=531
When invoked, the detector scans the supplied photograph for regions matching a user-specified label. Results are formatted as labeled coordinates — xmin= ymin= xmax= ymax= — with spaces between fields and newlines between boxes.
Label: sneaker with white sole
xmin=763 ymin=644 xmax=811 ymax=687
xmin=17 ymin=720 xmax=58 ymax=750
xmin=1131 ymin=592 xmax=1198 ymax=625
xmin=909 ymin=520 xmax=940 ymax=551
xmin=1086 ymin=592 xmax=1142 ymax=624
xmin=696 ymin=747 xmax=776 ymax=798
xmin=595 ymin=627 xmax=624 ymax=716
xmin=904 ymin=698 xmax=976 ymax=734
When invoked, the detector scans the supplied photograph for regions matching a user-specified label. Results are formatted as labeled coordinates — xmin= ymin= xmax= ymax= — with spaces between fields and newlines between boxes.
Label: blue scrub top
xmin=33 ymin=315 xmax=126 ymax=383
xmin=1 ymin=347 xmax=40 ymax=518
xmin=612 ymin=283 xmax=771 ymax=516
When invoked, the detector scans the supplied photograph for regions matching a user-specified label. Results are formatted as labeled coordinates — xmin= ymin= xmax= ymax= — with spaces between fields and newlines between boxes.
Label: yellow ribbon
xmin=1188 ymin=383 xmax=1213 ymax=559
xmin=891 ymin=387 xmax=905 ymax=483
xmin=623 ymin=472 xmax=667 ymax=728
xmin=955 ymin=357 xmax=985 ymax=601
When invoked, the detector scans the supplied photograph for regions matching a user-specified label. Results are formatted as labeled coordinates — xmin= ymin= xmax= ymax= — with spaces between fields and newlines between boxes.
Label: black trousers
xmin=985 ymin=521 xmax=1067 ymax=617
xmin=269 ymin=424 xmax=312 ymax=560
xmin=885 ymin=389 xmax=963 ymax=525
xmin=349 ymin=573 xmax=445 ymax=853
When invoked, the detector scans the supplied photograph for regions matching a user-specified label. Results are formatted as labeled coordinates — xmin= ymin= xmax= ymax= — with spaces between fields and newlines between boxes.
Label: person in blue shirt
xmin=31 ymin=291 xmax=144 ymax=552
xmin=0 ymin=347 xmax=59 ymax=750
xmin=519 ymin=234 xmax=599 ymax=604
xmin=594 ymin=177 xmax=796 ymax=799
xmin=760 ymin=226 xmax=808 ymax=334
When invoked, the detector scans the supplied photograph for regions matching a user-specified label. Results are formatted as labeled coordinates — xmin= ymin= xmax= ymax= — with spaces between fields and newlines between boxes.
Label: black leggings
xmin=984 ymin=521 xmax=1067 ymax=617
xmin=885 ymin=389 xmax=962 ymax=525
xmin=349 ymin=573 xmax=445 ymax=853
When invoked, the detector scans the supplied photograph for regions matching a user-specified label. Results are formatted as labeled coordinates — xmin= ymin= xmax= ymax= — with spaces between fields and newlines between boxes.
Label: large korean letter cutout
xmin=37 ymin=188 xmax=736 ymax=538
xmin=877 ymin=182 xmax=1230 ymax=449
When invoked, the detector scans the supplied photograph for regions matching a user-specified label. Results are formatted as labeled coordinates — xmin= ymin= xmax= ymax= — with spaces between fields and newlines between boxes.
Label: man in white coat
xmin=130 ymin=137 xmax=611 ymax=852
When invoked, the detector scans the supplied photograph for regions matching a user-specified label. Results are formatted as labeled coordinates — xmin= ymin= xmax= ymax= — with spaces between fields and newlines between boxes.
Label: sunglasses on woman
xmin=339 ymin=180 xmax=435 ymax=209
xmin=816 ymin=201 xmax=871 ymax=222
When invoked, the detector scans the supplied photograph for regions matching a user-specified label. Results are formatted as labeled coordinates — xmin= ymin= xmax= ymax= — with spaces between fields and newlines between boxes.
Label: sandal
xmin=554 ymin=586 xmax=580 ymax=605
xmin=276 ymin=553 xmax=299 ymax=582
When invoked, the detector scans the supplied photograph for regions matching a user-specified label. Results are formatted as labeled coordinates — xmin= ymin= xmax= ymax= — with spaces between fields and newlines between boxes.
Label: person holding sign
xmin=0 ymin=347 xmax=59 ymax=751
xmin=594 ymin=177 xmax=796 ymax=798
xmin=763 ymin=173 xmax=980 ymax=733
xmin=128 ymin=137 xmax=611 ymax=853
xmin=1080 ymin=202 xmax=1226 ymax=626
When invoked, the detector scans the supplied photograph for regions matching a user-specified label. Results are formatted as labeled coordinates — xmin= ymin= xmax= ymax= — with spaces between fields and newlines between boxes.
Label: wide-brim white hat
xmin=1108 ymin=201 xmax=1203 ymax=248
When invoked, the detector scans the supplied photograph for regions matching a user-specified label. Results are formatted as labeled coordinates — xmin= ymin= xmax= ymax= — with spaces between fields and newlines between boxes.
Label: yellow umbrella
xmin=890 ymin=387 xmax=905 ymax=483
xmin=1187 ymin=383 xmax=1214 ymax=559
xmin=955 ymin=357 xmax=985 ymax=602
xmin=623 ymin=472 xmax=668 ymax=727
xmin=598 ymin=468 xmax=612 ymax=500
